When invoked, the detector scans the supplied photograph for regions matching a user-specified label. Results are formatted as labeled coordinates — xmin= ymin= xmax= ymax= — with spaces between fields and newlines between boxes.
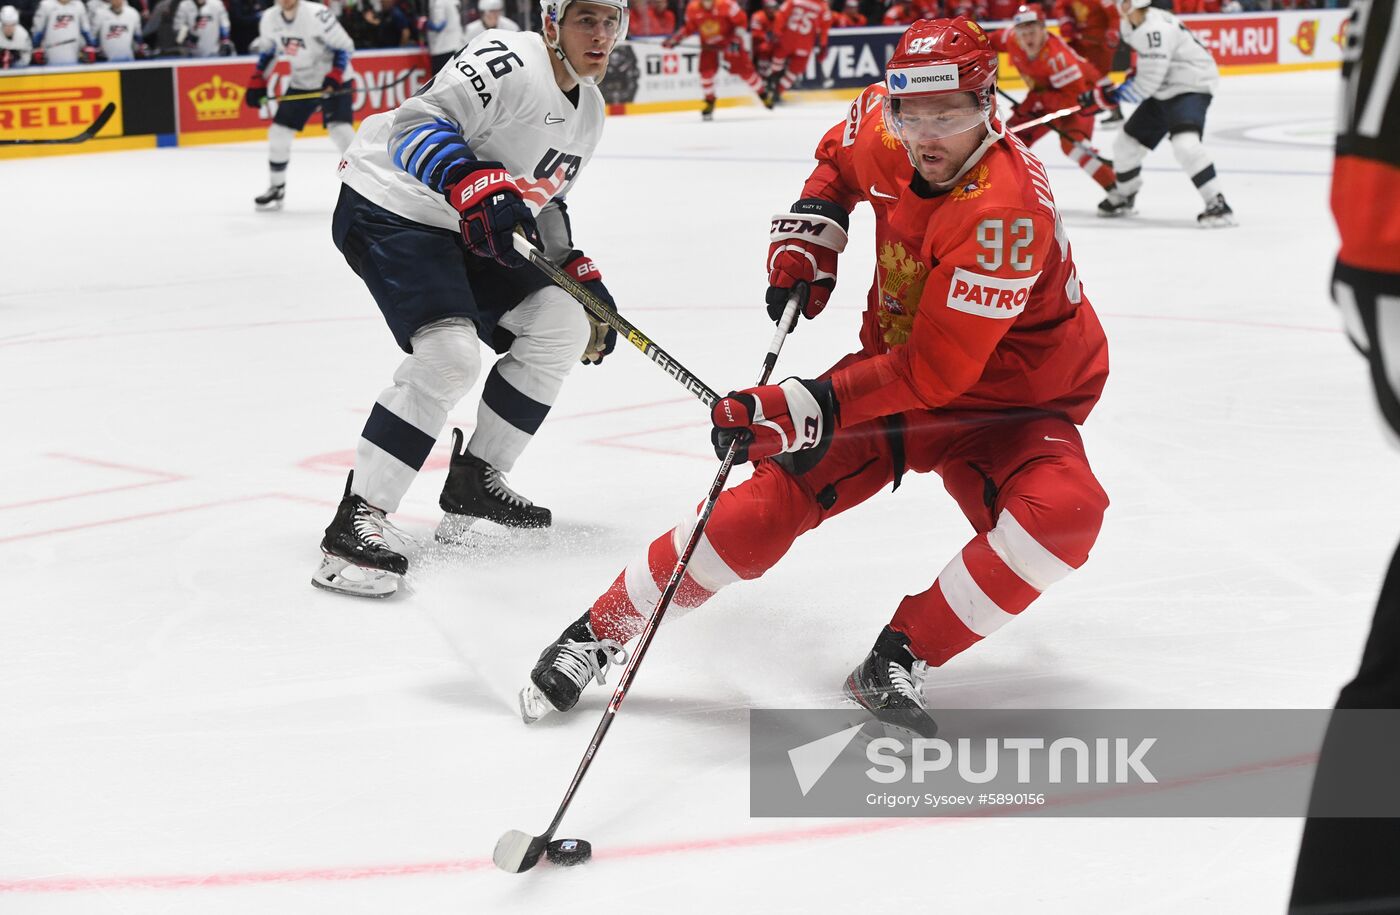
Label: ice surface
xmin=2 ymin=68 xmax=1394 ymax=913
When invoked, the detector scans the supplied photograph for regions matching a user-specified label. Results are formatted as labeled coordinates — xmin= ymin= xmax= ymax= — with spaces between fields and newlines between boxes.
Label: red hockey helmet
xmin=1010 ymin=2 xmax=1045 ymax=26
xmin=884 ymin=17 xmax=1000 ymax=140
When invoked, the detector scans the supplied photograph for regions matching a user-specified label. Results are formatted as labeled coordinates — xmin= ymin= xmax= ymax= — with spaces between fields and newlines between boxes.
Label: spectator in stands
xmin=1174 ymin=0 xmax=1221 ymax=12
xmin=835 ymin=0 xmax=864 ymax=27
xmin=881 ymin=0 xmax=913 ymax=24
xmin=373 ymin=0 xmax=413 ymax=45
xmin=463 ymin=0 xmax=518 ymax=39
xmin=143 ymin=0 xmax=180 ymax=54
xmin=629 ymin=0 xmax=670 ymax=35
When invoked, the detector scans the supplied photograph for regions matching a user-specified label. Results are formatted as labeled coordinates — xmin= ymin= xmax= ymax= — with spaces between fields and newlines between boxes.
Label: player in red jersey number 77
xmin=517 ymin=18 xmax=1110 ymax=739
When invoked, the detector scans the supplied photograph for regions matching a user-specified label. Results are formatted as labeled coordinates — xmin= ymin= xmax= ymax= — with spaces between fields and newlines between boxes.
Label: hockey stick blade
xmin=493 ymin=829 xmax=549 ymax=873
xmin=0 ymin=102 xmax=116 ymax=146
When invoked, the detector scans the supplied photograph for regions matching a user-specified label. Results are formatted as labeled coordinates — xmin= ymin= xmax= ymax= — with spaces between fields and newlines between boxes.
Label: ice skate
xmin=311 ymin=473 xmax=408 ymax=599
xmin=1197 ymin=193 xmax=1236 ymax=228
xmin=701 ymin=98 xmax=716 ymax=121
xmin=254 ymin=184 xmax=285 ymax=211
xmin=519 ymin=614 xmax=627 ymax=723
xmin=1100 ymin=107 xmax=1123 ymax=124
xmin=843 ymin=626 xmax=938 ymax=742
xmin=436 ymin=428 xmax=552 ymax=543
xmin=1096 ymin=188 xmax=1136 ymax=218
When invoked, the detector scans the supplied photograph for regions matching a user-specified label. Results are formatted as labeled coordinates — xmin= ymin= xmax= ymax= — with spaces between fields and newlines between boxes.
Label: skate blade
xmin=311 ymin=555 xmax=399 ymax=599
xmin=519 ymin=684 xmax=553 ymax=725
xmin=1199 ymin=215 xmax=1236 ymax=229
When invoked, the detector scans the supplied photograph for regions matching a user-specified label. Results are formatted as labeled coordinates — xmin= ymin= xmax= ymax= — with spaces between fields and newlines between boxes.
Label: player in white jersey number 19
xmin=311 ymin=0 xmax=629 ymax=597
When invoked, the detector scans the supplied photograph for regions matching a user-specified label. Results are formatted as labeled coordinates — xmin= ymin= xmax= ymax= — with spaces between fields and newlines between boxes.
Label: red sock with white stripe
xmin=588 ymin=528 xmax=716 ymax=644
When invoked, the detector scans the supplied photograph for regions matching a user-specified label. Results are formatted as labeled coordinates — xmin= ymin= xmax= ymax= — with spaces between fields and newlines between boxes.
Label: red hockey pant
xmin=1009 ymin=92 xmax=1115 ymax=190
xmin=772 ymin=35 xmax=817 ymax=90
xmin=699 ymin=46 xmax=762 ymax=100
xmin=588 ymin=397 xmax=1109 ymax=667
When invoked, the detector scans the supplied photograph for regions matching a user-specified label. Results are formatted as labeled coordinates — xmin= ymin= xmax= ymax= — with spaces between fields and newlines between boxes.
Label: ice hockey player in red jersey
xmin=664 ymin=0 xmax=771 ymax=119
xmin=764 ymin=0 xmax=832 ymax=105
xmin=750 ymin=0 xmax=779 ymax=81
xmin=997 ymin=3 xmax=1117 ymax=194
xmin=518 ymin=17 xmax=1110 ymax=738
xmin=835 ymin=0 xmax=866 ymax=28
xmin=1052 ymin=0 xmax=1121 ymax=120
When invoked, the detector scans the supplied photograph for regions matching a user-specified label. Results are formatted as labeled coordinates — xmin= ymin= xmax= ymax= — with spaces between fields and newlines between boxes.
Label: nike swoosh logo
xmin=1044 ymin=435 xmax=1071 ymax=443
xmin=869 ymin=184 xmax=897 ymax=200
xmin=544 ymin=113 xmax=565 ymax=125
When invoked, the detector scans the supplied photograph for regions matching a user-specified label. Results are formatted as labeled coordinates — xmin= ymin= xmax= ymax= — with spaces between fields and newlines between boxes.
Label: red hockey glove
xmin=711 ymin=377 xmax=837 ymax=473
xmin=322 ymin=68 xmax=344 ymax=92
xmin=445 ymin=162 xmax=541 ymax=269
xmin=661 ymin=33 xmax=679 ymax=48
xmin=562 ymin=250 xmax=618 ymax=365
xmin=766 ymin=197 xmax=848 ymax=329
xmin=81 ymin=44 xmax=97 ymax=63
xmin=32 ymin=47 xmax=46 ymax=65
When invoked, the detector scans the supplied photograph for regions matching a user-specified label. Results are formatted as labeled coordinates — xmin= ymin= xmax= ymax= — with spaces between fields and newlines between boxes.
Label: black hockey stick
xmin=511 ymin=232 xmax=721 ymax=407
xmin=269 ymin=71 xmax=416 ymax=105
xmin=493 ymin=283 xmax=807 ymax=875
xmin=0 ymin=102 xmax=116 ymax=146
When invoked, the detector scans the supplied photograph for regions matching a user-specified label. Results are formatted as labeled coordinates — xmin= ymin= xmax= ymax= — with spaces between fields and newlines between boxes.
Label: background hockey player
xmin=423 ymin=0 xmax=463 ymax=73
xmin=662 ymin=0 xmax=768 ymax=121
xmin=244 ymin=0 xmax=355 ymax=210
xmin=764 ymin=0 xmax=830 ymax=105
xmin=749 ymin=0 xmax=777 ymax=83
xmin=314 ymin=0 xmax=629 ymax=597
xmin=1292 ymin=1 xmax=1400 ymax=908
xmin=518 ymin=18 xmax=1110 ymax=738
xmin=0 ymin=4 xmax=33 ymax=66
xmin=996 ymin=4 xmax=1116 ymax=196
xmin=174 ymin=0 xmax=232 ymax=56
xmin=1082 ymin=0 xmax=1232 ymax=226
xmin=834 ymin=0 xmax=865 ymax=28
xmin=93 ymin=0 xmax=142 ymax=60
xmin=463 ymin=0 xmax=520 ymax=42
xmin=1052 ymin=0 xmax=1120 ymax=121
xmin=30 ymin=0 xmax=95 ymax=65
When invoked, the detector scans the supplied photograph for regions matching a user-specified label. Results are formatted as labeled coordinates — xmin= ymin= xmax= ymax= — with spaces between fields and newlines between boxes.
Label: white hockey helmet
xmin=0 ymin=5 xmax=18 ymax=24
xmin=1121 ymin=0 xmax=1152 ymax=8
xmin=478 ymin=0 xmax=503 ymax=11
xmin=540 ymin=0 xmax=627 ymax=85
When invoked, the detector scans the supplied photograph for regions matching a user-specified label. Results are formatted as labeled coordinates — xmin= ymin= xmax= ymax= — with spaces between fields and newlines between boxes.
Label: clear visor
xmin=884 ymin=95 xmax=986 ymax=142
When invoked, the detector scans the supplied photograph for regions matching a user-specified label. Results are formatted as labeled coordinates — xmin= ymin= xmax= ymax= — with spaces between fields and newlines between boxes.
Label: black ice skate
xmin=311 ymin=472 xmax=409 ymax=599
xmin=701 ymin=98 xmax=716 ymax=121
xmin=843 ymin=626 xmax=938 ymax=742
xmin=254 ymin=184 xmax=285 ymax=211
xmin=1096 ymin=189 xmax=1136 ymax=218
xmin=519 ymin=614 xmax=627 ymax=723
xmin=1197 ymin=193 xmax=1236 ymax=228
xmin=1100 ymin=107 xmax=1124 ymax=124
xmin=436 ymin=428 xmax=552 ymax=543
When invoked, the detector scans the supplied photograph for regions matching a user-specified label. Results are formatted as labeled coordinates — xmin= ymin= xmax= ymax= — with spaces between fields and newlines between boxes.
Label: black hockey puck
xmin=545 ymin=838 xmax=592 ymax=866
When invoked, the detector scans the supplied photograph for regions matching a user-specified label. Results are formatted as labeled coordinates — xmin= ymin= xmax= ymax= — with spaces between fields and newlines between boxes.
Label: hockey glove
xmin=766 ymin=198 xmax=848 ymax=330
xmin=562 ymin=250 xmax=618 ymax=366
xmin=1078 ymin=78 xmax=1139 ymax=113
xmin=31 ymin=47 xmax=45 ymax=65
xmin=322 ymin=68 xmax=344 ymax=93
xmin=711 ymin=377 xmax=837 ymax=473
xmin=445 ymin=162 xmax=541 ymax=269
xmin=661 ymin=33 xmax=679 ymax=48
xmin=218 ymin=37 xmax=234 ymax=56
xmin=81 ymin=44 xmax=97 ymax=63
xmin=245 ymin=71 xmax=267 ymax=108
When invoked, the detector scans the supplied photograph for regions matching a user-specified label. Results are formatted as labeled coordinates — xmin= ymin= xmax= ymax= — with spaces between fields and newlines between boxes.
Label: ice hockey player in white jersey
xmin=93 ymin=0 xmax=141 ymax=60
xmin=425 ymin=0 xmax=464 ymax=74
xmin=1081 ymin=0 xmax=1233 ymax=226
xmin=30 ymin=0 xmax=94 ymax=65
xmin=0 ymin=5 xmax=33 ymax=67
xmin=314 ymin=0 xmax=628 ymax=597
xmin=244 ymin=0 xmax=355 ymax=210
xmin=464 ymin=0 xmax=520 ymax=42
xmin=174 ymin=0 xmax=231 ymax=56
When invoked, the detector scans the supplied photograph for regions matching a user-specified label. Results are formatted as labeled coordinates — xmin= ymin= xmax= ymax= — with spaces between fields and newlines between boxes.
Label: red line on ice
xmin=0 ymin=751 xmax=1318 ymax=894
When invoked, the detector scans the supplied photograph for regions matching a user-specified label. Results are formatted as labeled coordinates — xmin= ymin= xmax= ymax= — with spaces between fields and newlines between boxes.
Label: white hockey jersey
xmin=174 ymin=0 xmax=228 ymax=56
xmin=463 ymin=14 xmax=519 ymax=42
xmin=86 ymin=0 xmax=110 ymax=24
xmin=426 ymin=0 xmax=463 ymax=56
xmin=339 ymin=28 xmax=604 ymax=232
xmin=255 ymin=0 xmax=354 ymax=91
xmin=94 ymin=3 xmax=140 ymax=59
xmin=1120 ymin=7 xmax=1219 ymax=100
xmin=31 ymin=0 xmax=93 ymax=64
xmin=0 ymin=23 xmax=33 ymax=67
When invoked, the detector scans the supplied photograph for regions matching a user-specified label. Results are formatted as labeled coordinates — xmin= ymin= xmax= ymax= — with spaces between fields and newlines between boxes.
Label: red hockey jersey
xmin=798 ymin=84 xmax=1109 ymax=428
xmin=675 ymin=0 xmax=747 ymax=48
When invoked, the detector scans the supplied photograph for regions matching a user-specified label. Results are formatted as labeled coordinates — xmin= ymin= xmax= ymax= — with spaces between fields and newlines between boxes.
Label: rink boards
xmin=0 ymin=7 xmax=1350 ymax=159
